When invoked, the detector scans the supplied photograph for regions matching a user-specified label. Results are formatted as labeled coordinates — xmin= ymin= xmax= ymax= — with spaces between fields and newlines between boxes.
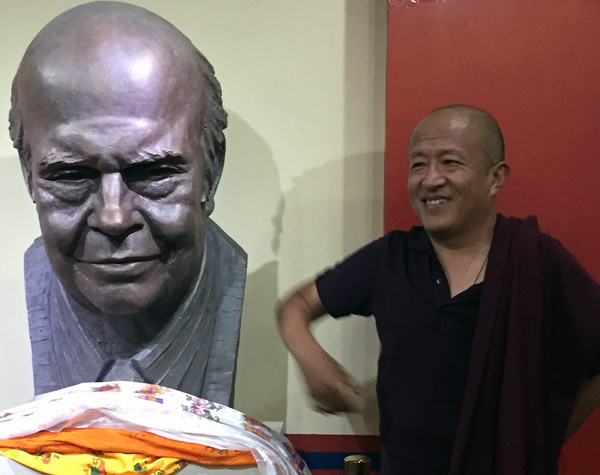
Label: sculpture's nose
xmin=87 ymin=172 xmax=141 ymax=237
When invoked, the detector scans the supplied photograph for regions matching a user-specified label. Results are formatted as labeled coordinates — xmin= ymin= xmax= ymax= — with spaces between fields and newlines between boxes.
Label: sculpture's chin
xmin=83 ymin=291 xmax=159 ymax=317
xmin=75 ymin=278 xmax=190 ymax=318
xmin=59 ymin=258 xmax=199 ymax=321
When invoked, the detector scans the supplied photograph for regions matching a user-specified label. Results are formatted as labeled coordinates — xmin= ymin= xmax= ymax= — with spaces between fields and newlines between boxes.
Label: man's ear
xmin=489 ymin=161 xmax=511 ymax=197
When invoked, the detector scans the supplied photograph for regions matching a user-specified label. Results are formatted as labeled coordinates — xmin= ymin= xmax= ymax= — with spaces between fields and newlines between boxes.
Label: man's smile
xmin=423 ymin=197 xmax=450 ymax=208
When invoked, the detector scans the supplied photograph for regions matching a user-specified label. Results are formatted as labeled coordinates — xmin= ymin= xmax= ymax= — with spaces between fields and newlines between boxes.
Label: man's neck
xmin=429 ymin=212 xmax=497 ymax=256
xmin=428 ymin=212 xmax=497 ymax=297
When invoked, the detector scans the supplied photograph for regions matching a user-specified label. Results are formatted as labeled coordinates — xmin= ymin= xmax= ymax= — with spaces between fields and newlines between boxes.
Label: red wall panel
xmin=385 ymin=0 xmax=600 ymax=280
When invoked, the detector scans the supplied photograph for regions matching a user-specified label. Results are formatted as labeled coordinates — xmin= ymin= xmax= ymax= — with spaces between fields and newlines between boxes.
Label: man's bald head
xmin=9 ymin=1 xmax=227 ymax=204
xmin=410 ymin=105 xmax=505 ymax=169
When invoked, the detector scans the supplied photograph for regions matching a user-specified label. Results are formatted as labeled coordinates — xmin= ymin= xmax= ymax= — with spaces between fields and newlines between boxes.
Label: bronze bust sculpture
xmin=9 ymin=1 xmax=246 ymax=405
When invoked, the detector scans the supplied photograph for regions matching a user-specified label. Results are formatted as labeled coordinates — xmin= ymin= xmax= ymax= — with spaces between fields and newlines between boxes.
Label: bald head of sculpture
xmin=8 ymin=1 xmax=227 ymax=322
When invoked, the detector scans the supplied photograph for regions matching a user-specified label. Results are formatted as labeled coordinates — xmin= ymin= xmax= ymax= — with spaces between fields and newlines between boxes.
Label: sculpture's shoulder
xmin=203 ymin=220 xmax=248 ymax=405
xmin=24 ymin=237 xmax=51 ymax=276
xmin=206 ymin=218 xmax=248 ymax=301
xmin=207 ymin=218 xmax=248 ymax=270
xmin=24 ymin=237 xmax=60 ymax=394
xmin=24 ymin=237 xmax=52 ymax=323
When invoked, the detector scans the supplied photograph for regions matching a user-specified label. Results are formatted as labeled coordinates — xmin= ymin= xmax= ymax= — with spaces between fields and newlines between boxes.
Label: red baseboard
xmin=286 ymin=434 xmax=381 ymax=474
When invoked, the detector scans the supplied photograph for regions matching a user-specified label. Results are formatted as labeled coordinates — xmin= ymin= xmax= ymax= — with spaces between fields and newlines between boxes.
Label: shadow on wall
xmin=224 ymin=116 xmax=386 ymax=429
xmin=237 ymin=260 xmax=286 ymax=420
xmin=279 ymin=152 xmax=384 ymax=280
xmin=279 ymin=152 xmax=384 ymax=435
xmin=220 ymin=112 xmax=288 ymax=422
xmin=233 ymin=0 xmax=387 ymax=431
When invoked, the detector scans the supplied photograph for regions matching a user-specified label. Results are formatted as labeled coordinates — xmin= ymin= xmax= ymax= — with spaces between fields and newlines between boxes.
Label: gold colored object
xmin=344 ymin=454 xmax=371 ymax=475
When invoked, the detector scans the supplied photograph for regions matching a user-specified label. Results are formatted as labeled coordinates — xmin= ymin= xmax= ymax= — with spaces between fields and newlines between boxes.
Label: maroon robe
xmin=450 ymin=215 xmax=600 ymax=474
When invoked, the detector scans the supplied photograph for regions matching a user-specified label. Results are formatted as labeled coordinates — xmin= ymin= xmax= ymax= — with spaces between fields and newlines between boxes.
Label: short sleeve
xmin=315 ymin=233 xmax=394 ymax=318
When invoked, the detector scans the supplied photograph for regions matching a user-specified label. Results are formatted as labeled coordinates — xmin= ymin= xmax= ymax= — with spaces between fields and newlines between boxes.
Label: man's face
xmin=21 ymin=46 xmax=209 ymax=317
xmin=407 ymin=113 xmax=498 ymax=240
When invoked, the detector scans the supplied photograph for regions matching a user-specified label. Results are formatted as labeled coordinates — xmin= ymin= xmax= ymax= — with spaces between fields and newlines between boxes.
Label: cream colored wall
xmin=0 ymin=1 xmax=386 ymax=435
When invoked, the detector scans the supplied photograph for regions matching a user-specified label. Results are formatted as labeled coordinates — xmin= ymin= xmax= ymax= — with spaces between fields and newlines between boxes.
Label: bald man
xmin=278 ymin=105 xmax=600 ymax=474
xmin=9 ymin=2 xmax=246 ymax=405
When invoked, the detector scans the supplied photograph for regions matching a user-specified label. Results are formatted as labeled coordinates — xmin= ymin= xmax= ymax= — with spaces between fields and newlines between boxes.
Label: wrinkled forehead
xmin=17 ymin=5 xmax=205 ymax=124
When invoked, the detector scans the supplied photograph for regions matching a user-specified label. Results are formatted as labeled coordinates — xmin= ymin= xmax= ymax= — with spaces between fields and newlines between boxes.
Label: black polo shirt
xmin=316 ymin=227 xmax=481 ymax=474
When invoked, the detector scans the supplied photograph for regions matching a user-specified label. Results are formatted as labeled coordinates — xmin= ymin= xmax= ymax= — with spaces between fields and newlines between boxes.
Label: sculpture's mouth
xmin=75 ymin=255 xmax=163 ymax=282
xmin=80 ymin=254 xmax=162 ymax=265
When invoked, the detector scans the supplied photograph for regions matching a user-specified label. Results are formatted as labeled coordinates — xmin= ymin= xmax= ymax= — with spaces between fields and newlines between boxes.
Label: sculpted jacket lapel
xmin=25 ymin=220 xmax=246 ymax=406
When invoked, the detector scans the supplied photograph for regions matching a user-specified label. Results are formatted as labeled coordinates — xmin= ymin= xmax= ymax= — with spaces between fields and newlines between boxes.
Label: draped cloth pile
xmin=0 ymin=381 xmax=309 ymax=475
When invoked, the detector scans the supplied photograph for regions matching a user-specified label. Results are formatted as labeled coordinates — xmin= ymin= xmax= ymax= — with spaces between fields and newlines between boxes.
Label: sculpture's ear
xmin=9 ymin=88 xmax=35 ymax=202
xmin=201 ymin=197 xmax=215 ymax=216
xmin=20 ymin=159 xmax=35 ymax=202
xmin=200 ymin=154 xmax=223 ymax=218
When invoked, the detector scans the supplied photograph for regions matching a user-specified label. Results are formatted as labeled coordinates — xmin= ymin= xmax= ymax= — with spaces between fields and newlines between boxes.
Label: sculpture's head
xmin=9 ymin=1 xmax=227 ymax=319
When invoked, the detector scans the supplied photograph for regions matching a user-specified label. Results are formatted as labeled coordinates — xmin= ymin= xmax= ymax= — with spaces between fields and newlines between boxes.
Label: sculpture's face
xmin=21 ymin=36 xmax=210 ymax=317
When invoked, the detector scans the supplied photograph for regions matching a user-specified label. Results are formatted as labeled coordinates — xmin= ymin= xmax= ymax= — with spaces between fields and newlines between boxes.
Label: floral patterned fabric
xmin=0 ymin=382 xmax=309 ymax=475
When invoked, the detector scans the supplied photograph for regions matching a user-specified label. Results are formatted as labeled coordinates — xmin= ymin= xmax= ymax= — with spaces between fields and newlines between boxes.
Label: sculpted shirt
xmin=316 ymin=215 xmax=600 ymax=475
xmin=25 ymin=219 xmax=247 ymax=406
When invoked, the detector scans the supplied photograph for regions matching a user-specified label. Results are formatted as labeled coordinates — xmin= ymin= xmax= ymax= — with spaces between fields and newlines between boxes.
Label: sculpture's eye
xmin=36 ymin=164 xmax=99 ymax=203
xmin=45 ymin=166 xmax=99 ymax=182
xmin=126 ymin=162 xmax=183 ymax=183
xmin=123 ymin=156 xmax=187 ymax=198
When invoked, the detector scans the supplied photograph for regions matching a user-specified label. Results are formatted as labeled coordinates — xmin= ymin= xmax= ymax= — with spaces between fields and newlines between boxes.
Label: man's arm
xmin=277 ymin=281 xmax=362 ymax=414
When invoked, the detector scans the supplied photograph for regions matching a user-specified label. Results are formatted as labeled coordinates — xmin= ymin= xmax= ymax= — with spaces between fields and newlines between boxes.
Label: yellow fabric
xmin=0 ymin=428 xmax=256 ymax=466
xmin=0 ymin=448 xmax=187 ymax=474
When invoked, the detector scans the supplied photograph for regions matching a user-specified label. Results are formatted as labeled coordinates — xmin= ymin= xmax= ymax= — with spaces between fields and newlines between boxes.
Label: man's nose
xmin=422 ymin=163 xmax=446 ymax=188
xmin=88 ymin=173 xmax=140 ymax=237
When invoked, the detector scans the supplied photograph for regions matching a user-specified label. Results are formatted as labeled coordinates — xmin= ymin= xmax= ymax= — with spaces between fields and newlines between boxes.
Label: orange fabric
xmin=0 ymin=428 xmax=256 ymax=467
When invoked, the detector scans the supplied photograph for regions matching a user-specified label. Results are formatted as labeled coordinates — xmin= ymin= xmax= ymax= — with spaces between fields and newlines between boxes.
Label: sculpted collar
xmin=48 ymin=239 xmax=218 ymax=392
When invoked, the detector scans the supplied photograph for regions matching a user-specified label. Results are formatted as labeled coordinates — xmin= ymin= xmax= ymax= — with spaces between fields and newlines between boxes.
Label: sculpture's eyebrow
xmin=135 ymin=151 xmax=185 ymax=162
xmin=37 ymin=150 xmax=186 ymax=169
xmin=124 ymin=153 xmax=188 ymax=170
xmin=37 ymin=152 xmax=87 ymax=169
xmin=123 ymin=151 xmax=187 ymax=168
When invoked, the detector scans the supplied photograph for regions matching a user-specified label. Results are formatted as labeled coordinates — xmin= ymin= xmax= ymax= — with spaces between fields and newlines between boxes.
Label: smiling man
xmin=278 ymin=105 xmax=600 ymax=474
xmin=9 ymin=2 xmax=246 ymax=405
